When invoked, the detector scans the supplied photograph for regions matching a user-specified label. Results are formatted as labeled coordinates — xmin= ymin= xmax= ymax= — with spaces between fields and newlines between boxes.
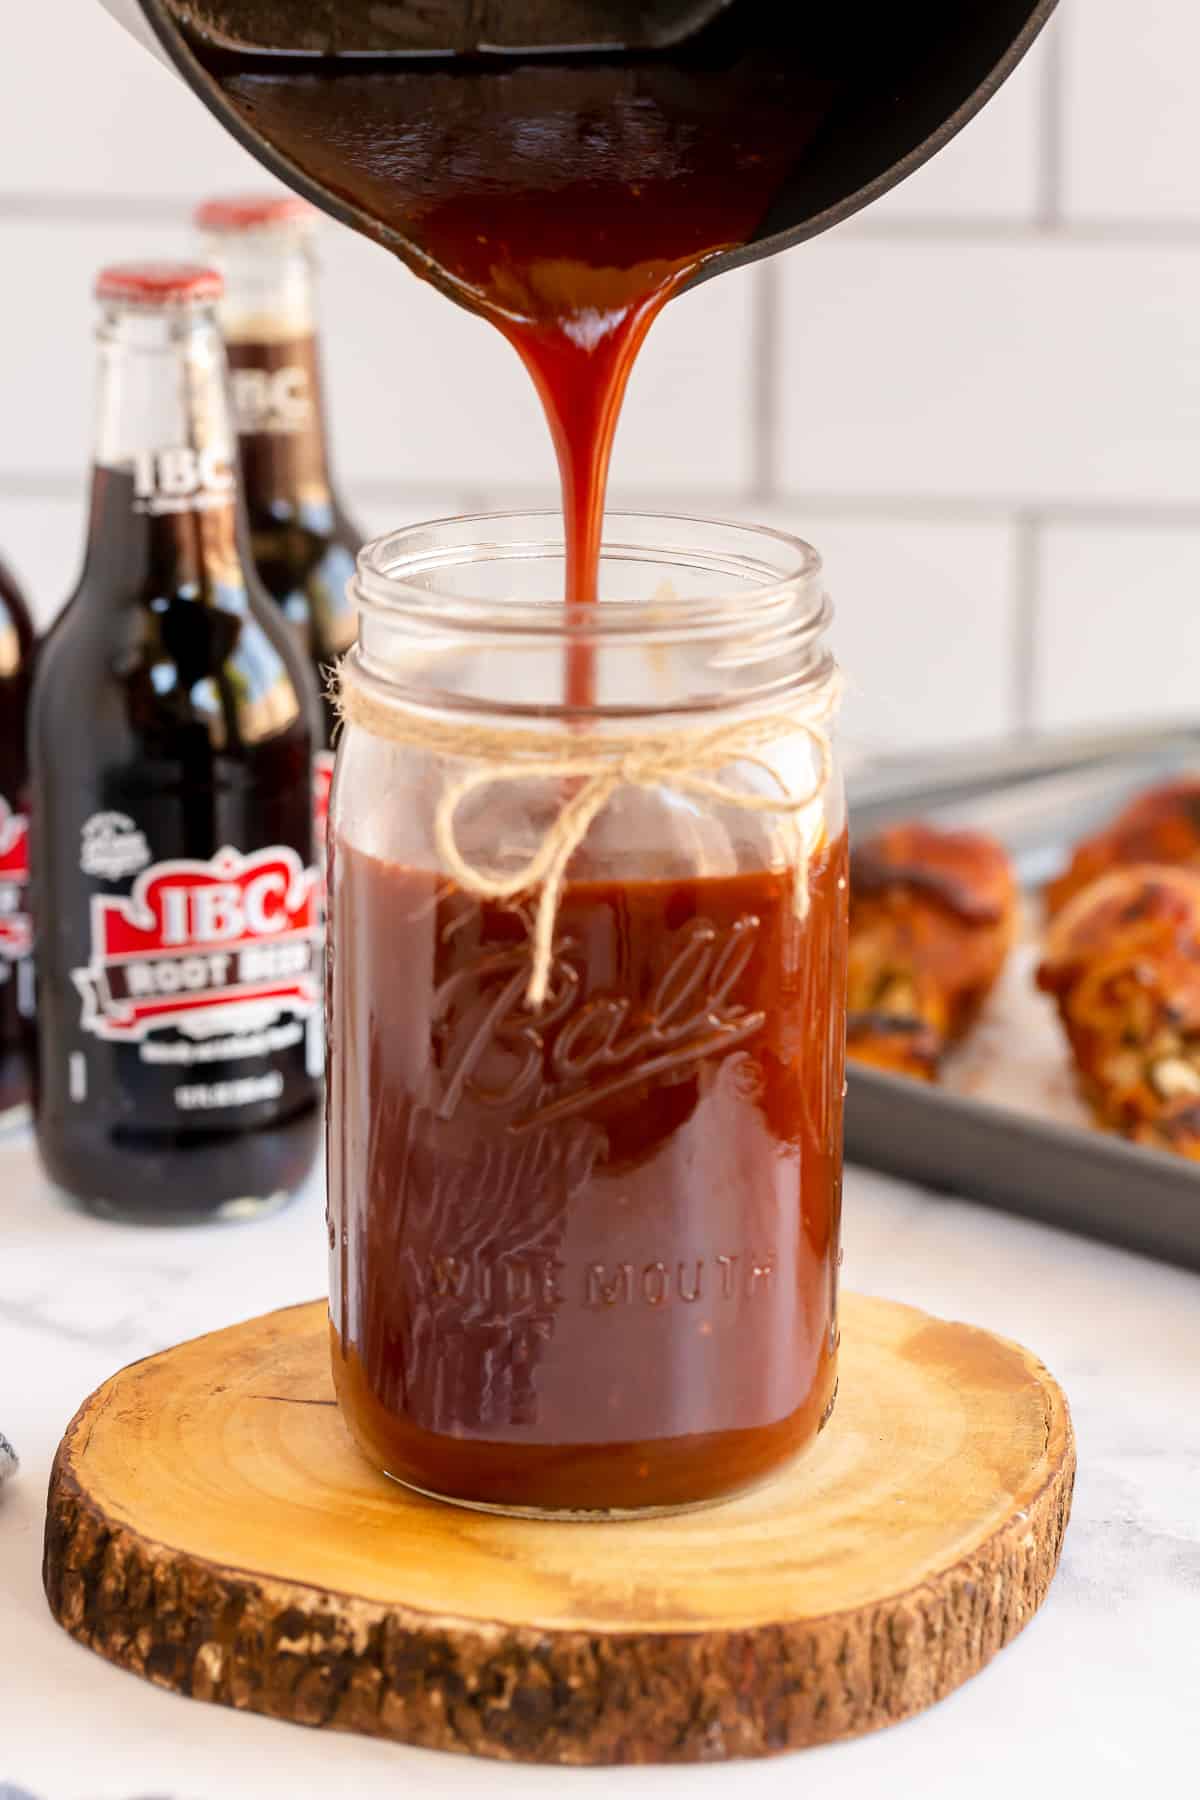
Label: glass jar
xmin=326 ymin=512 xmax=847 ymax=1518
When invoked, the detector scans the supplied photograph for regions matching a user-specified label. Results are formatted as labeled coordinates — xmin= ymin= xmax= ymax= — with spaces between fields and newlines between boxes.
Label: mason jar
xmin=326 ymin=511 xmax=847 ymax=1518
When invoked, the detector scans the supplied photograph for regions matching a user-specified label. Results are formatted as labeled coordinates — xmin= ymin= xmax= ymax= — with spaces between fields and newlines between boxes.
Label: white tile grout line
xmin=10 ymin=193 xmax=1200 ymax=247
xmin=455 ymin=490 xmax=491 ymax=519
xmin=1012 ymin=510 xmax=1042 ymax=731
xmin=742 ymin=496 xmax=1200 ymax=527
xmin=840 ymin=217 xmax=1200 ymax=245
xmin=1036 ymin=8 xmax=1066 ymax=231
xmin=751 ymin=261 xmax=780 ymax=501
xmin=11 ymin=475 xmax=1200 ymax=532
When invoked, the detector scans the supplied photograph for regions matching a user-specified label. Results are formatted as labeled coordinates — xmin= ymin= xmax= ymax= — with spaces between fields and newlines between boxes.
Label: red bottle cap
xmin=194 ymin=193 xmax=316 ymax=233
xmin=95 ymin=263 xmax=224 ymax=306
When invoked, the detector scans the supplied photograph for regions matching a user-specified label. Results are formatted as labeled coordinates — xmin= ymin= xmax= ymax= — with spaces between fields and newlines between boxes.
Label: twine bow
xmin=338 ymin=661 xmax=841 ymax=1007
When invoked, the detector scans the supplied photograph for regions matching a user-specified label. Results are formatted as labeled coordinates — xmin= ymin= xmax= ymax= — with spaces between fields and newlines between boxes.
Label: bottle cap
xmin=95 ymin=263 xmax=224 ymax=306
xmin=194 ymin=193 xmax=317 ymax=234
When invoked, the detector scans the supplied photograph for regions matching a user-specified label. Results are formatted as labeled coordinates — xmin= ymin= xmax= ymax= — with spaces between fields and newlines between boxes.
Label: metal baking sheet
xmin=845 ymin=725 xmax=1200 ymax=1272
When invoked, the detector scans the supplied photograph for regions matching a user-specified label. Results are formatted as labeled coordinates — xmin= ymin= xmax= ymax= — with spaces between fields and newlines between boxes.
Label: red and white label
xmin=0 ymin=795 xmax=31 ymax=963
xmin=72 ymin=844 xmax=321 ymax=1044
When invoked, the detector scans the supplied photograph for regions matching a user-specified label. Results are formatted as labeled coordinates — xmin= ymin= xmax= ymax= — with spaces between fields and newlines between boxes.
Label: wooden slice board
xmin=44 ymin=1293 xmax=1074 ymax=1766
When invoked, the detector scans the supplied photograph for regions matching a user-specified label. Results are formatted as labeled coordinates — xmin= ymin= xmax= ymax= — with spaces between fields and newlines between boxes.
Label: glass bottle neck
xmin=204 ymin=234 xmax=338 ymax=525
xmin=93 ymin=303 xmax=237 ymax=490
xmin=83 ymin=302 xmax=249 ymax=606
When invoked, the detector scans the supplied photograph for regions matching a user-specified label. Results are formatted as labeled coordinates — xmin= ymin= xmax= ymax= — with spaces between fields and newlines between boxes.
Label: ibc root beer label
xmin=130 ymin=444 xmax=235 ymax=517
xmin=72 ymin=838 xmax=321 ymax=1053
xmin=0 ymin=795 xmax=31 ymax=964
xmin=231 ymin=362 xmax=314 ymax=436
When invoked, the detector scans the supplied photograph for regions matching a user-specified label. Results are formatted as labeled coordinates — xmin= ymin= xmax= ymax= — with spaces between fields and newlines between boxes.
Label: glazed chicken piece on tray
xmin=1037 ymin=864 xmax=1200 ymax=1158
xmin=847 ymin=823 xmax=1018 ymax=1081
xmin=1045 ymin=776 xmax=1200 ymax=918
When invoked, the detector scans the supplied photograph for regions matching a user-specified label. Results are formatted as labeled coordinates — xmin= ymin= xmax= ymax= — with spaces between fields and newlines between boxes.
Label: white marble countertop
xmin=2 ymin=1122 xmax=1198 ymax=1800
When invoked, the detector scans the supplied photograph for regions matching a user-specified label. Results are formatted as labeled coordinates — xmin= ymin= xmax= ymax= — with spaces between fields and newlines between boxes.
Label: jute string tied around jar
xmin=337 ymin=658 xmax=843 ymax=1008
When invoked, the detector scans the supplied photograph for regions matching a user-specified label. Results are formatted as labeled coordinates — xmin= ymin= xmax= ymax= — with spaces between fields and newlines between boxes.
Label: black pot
xmin=104 ymin=0 xmax=1058 ymax=286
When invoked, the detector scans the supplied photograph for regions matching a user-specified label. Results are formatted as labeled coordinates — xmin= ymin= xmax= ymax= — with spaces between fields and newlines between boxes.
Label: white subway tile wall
xmin=1 ymin=4 xmax=1196 ymax=753
xmin=1063 ymin=3 xmax=1200 ymax=224
xmin=863 ymin=24 xmax=1048 ymax=225
xmin=1036 ymin=524 xmax=1200 ymax=731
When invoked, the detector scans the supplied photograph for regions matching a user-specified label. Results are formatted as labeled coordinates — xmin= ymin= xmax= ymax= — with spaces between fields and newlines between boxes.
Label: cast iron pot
xmin=99 ymin=0 xmax=1058 ymax=286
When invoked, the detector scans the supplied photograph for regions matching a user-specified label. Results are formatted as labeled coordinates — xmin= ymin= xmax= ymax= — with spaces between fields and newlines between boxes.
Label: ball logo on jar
xmin=0 ymin=796 xmax=31 ymax=962
xmin=434 ymin=910 xmax=765 ymax=1132
xmin=72 ymin=844 xmax=321 ymax=1044
xmin=131 ymin=445 xmax=235 ymax=516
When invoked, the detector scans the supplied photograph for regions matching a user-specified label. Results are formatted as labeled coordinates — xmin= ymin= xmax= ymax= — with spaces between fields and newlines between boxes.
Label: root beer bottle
xmin=197 ymin=195 xmax=361 ymax=830
xmin=30 ymin=263 xmax=324 ymax=1223
xmin=0 ymin=553 xmax=35 ymax=1126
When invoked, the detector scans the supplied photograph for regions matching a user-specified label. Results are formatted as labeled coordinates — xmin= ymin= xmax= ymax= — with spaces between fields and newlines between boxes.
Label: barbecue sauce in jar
xmin=328 ymin=834 xmax=846 ymax=1515
xmin=199 ymin=12 xmax=850 ymax=1510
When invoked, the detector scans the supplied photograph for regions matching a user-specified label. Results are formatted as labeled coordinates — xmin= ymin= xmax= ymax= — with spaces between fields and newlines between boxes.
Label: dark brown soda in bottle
xmin=0 ymin=552 xmax=35 ymax=1127
xmin=197 ymin=195 xmax=361 ymax=834
xmin=30 ymin=262 xmax=324 ymax=1223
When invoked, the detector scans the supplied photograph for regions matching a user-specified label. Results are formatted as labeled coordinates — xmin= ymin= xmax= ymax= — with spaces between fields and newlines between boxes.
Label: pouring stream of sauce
xmin=205 ymin=21 xmax=838 ymax=700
